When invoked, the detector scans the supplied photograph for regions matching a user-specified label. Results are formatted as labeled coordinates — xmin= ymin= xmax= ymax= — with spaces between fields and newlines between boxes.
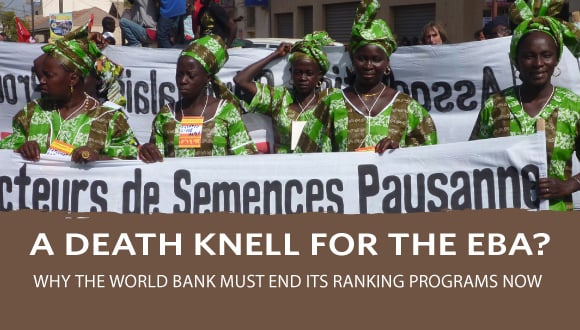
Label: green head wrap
xmin=180 ymin=34 xmax=228 ymax=76
xmin=42 ymin=22 xmax=101 ymax=77
xmin=349 ymin=0 xmax=397 ymax=58
xmin=180 ymin=34 xmax=243 ymax=113
xmin=509 ymin=0 xmax=580 ymax=63
xmin=289 ymin=31 xmax=335 ymax=74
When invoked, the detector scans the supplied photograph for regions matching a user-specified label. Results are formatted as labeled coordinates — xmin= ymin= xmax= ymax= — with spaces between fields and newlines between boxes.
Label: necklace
xmin=518 ymin=85 xmax=555 ymax=117
xmin=296 ymin=93 xmax=317 ymax=118
xmin=180 ymin=94 xmax=209 ymax=120
xmin=59 ymin=93 xmax=89 ymax=121
xmin=354 ymin=84 xmax=386 ymax=116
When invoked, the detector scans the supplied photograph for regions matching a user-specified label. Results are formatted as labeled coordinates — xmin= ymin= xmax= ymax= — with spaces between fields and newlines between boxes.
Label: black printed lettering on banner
xmin=410 ymin=82 xmax=431 ymax=111
xmin=0 ymin=164 xmax=109 ymax=212
xmin=391 ymin=79 xmax=480 ymax=113
xmin=173 ymin=169 xmax=344 ymax=214
xmin=357 ymin=164 xmax=539 ymax=213
xmin=432 ymin=82 xmax=453 ymax=112
xmin=122 ymin=168 xmax=160 ymax=214
xmin=481 ymin=66 xmax=501 ymax=106
xmin=0 ymin=74 xmax=19 ymax=105
xmin=119 ymin=70 xmax=175 ymax=115
xmin=454 ymin=80 xmax=477 ymax=111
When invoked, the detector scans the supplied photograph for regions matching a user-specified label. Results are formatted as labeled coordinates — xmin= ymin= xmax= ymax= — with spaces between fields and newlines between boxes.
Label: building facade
xmin=234 ymin=0 xmax=579 ymax=44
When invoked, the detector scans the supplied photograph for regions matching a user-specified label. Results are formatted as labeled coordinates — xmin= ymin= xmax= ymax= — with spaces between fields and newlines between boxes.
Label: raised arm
xmin=233 ymin=42 xmax=292 ymax=98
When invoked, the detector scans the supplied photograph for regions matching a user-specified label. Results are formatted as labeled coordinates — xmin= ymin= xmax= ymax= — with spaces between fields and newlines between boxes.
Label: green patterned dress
xmin=0 ymin=100 xmax=139 ymax=159
xmin=150 ymin=99 xmax=256 ymax=157
xmin=470 ymin=86 xmax=580 ymax=211
xmin=248 ymin=82 xmax=323 ymax=153
xmin=297 ymin=89 xmax=438 ymax=152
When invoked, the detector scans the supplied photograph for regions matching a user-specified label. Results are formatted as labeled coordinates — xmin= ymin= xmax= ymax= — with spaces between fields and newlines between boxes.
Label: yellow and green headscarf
xmin=289 ymin=31 xmax=335 ymax=74
xmin=180 ymin=34 xmax=228 ymax=76
xmin=180 ymin=34 xmax=242 ymax=111
xmin=509 ymin=0 xmax=580 ymax=63
xmin=42 ymin=22 xmax=126 ymax=106
xmin=349 ymin=0 xmax=397 ymax=58
xmin=42 ymin=22 xmax=101 ymax=77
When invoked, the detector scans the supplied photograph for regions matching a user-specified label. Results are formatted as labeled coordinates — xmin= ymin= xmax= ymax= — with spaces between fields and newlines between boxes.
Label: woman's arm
xmin=233 ymin=42 xmax=292 ymax=98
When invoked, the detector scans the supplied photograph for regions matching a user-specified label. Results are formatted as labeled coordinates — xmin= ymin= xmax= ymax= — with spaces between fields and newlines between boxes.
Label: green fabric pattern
xmin=0 ymin=100 xmax=139 ymax=159
xmin=470 ymin=86 xmax=580 ymax=211
xmin=296 ymin=89 xmax=437 ymax=153
xmin=509 ymin=0 xmax=580 ymax=62
xmin=248 ymin=82 xmax=319 ymax=153
xmin=150 ymin=100 xmax=257 ymax=157
xmin=289 ymin=31 xmax=335 ymax=74
xmin=350 ymin=0 xmax=397 ymax=58
xmin=180 ymin=34 xmax=228 ymax=75
xmin=42 ymin=33 xmax=102 ymax=76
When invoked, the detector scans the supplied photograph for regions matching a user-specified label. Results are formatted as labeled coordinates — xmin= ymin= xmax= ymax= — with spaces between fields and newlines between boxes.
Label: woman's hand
xmin=375 ymin=137 xmax=400 ymax=154
xmin=71 ymin=146 xmax=101 ymax=163
xmin=139 ymin=143 xmax=164 ymax=163
xmin=537 ymin=177 xmax=580 ymax=200
xmin=89 ymin=32 xmax=109 ymax=50
xmin=274 ymin=42 xmax=292 ymax=58
xmin=16 ymin=141 xmax=41 ymax=161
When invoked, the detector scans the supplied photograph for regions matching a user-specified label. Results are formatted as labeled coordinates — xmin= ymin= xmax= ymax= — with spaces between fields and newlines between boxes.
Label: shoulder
xmin=554 ymin=86 xmax=580 ymax=103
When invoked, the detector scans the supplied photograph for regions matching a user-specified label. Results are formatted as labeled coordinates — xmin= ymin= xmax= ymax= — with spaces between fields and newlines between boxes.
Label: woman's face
xmin=351 ymin=44 xmax=389 ymax=88
xmin=291 ymin=58 xmax=322 ymax=95
xmin=176 ymin=56 xmax=210 ymax=100
xmin=39 ymin=55 xmax=75 ymax=102
xmin=516 ymin=31 xmax=559 ymax=87
xmin=424 ymin=27 xmax=442 ymax=45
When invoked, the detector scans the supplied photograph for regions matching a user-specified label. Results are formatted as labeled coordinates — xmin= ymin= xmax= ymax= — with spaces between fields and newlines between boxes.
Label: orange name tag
xmin=355 ymin=146 xmax=375 ymax=152
xmin=178 ymin=116 xmax=203 ymax=149
xmin=47 ymin=139 xmax=75 ymax=156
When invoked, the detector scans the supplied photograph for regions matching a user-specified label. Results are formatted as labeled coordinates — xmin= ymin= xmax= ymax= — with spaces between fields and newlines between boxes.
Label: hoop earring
xmin=553 ymin=67 xmax=561 ymax=77
xmin=316 ymin=80 xmax=322 ymax=89
xmin=384 ymin=66 xmax=391 ymax=76
xmin=205 ymin=82 xmax=212 ymax=96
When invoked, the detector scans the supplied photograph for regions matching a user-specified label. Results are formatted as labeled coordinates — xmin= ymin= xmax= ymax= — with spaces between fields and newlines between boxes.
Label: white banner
xmin=0 ymin=133 xmax=548 ymax=214
xmin=1 ymin=38 xmax=579 ymax=145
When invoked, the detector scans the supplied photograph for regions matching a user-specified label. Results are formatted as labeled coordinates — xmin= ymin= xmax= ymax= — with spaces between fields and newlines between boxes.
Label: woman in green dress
xmin=233 ymin=31 xmax=335 ymax=153
xmin=138 ymin=34 xmax=256 ymax=162
xmin=297 ymin=0 xmax=437 ymax=153
xmin=0 ymin=32 xmax=139 ymax=163
xmin=470 ymin=0 xmax=580 ymax=211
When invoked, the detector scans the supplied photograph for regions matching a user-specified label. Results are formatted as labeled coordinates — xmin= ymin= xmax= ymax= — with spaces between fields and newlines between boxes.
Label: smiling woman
xmin=470 ymin=0 xmax=580 ymax=211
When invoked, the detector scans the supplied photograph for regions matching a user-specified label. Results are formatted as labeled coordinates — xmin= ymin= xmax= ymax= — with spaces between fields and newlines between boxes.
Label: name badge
xmin=179 ymin=116 xmax=204 ymax=149
xmin=47 ymin=139 xmax=75 ymax=156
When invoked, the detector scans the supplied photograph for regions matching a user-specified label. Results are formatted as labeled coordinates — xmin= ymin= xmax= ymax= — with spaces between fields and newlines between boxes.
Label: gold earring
xmin=316 ymin=80 xmax=322 ymax=88
xmin=70 ymin=85 xmax=74 ymax=94
xmin=385 ymin=66 xmax=392 ymax=76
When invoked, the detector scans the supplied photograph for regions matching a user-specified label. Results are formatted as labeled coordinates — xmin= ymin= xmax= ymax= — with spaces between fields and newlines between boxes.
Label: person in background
xmin=138 ymin=34 xmax=256 ymax=161
xmin=470 ymin=0 xmax=580 ymax=211
xmin=0 ymin=27 xmax=139 ymax=162
xmin=119 ymin=0 xmax=158 ymax=47
xmin=474 ymin=29 xmax=486 ymax=41
xmin=157 ymin=0 xmax=186 ymax=48
xmin=297 ymin=0 xmax=437 ymax=154
xmin=421 ymin=21 xmax=449 ymax=45
xmin=196 ymin=0 xmax=237 ymax=48
xmin=183 ymin=0 xmax=195 ymax=42
xmin=483 ymin=15 xmax=511 ymax=39
xmin=234 ymin=32 xmax=335 ymax=153
xmin=101 ymin=16 xmax=117 ymax=45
